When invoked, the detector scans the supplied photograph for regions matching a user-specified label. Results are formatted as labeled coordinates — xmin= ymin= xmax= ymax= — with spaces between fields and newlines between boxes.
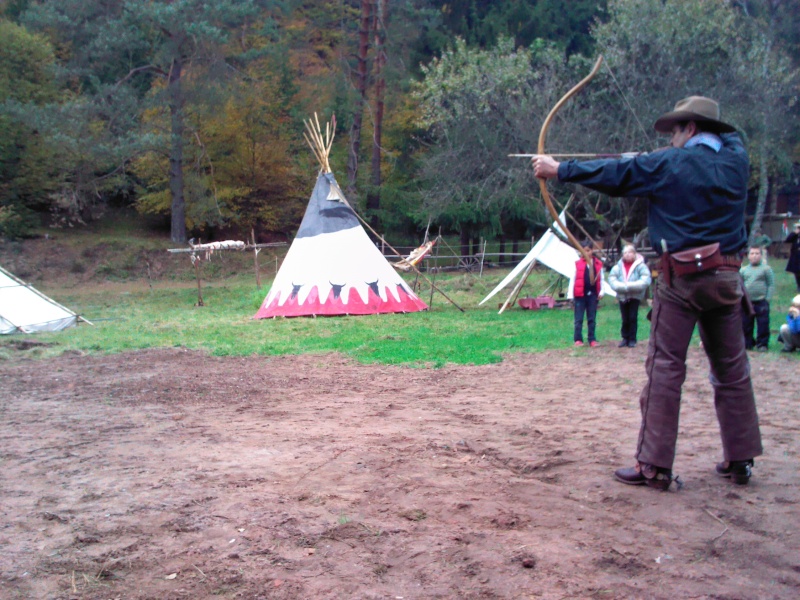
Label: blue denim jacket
xmin=557 ymin=133 xmax=749 ymax=255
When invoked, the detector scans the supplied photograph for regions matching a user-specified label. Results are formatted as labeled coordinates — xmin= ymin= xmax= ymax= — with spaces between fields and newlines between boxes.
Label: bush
xmin=0 ymin=204 xmax=40 ymax=240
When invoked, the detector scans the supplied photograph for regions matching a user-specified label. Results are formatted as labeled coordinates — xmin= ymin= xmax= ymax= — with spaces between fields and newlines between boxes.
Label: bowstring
xmin=599 ymin=61 xmax=653 ymax=267
xmin=602 ymin=60 xmax=654 ymax=149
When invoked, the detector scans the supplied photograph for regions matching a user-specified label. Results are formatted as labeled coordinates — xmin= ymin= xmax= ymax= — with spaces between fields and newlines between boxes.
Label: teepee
xmin=254 ymin=115 xmax=428 ymax=318
xmin=0 ymin=266 xmax=87 ymax=334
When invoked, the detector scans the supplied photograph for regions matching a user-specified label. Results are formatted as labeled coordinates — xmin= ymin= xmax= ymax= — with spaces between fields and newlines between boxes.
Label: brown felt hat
xmin=653 ymin=96 xmax=736 ymax=134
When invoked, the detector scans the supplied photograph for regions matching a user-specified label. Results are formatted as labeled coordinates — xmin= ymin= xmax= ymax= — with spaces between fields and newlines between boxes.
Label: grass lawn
xmin=3 ymin=254 xmax=798 ymax=365
xmin=16 ymin=270 xmax=582 ymax=365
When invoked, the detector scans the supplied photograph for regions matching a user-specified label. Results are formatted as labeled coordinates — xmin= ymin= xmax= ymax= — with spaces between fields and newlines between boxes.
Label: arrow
xmin=509 ymin=152 xmax=641 ymax=158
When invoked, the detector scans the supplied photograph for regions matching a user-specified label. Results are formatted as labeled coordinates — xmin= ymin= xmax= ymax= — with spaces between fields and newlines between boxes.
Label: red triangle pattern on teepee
xmin=255 ymin=284 xmax=428 ymax=318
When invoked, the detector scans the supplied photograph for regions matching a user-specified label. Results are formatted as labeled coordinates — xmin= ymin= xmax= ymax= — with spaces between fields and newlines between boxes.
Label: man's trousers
xmin=636 ymin=270 xmax=763 ymax=469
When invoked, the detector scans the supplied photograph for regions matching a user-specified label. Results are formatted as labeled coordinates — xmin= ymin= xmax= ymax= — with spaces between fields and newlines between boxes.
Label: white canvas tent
xmin=480 ymin=212 xmax=615 ymax=307
xmin=0 ymin=266 xmax=86 ymax=334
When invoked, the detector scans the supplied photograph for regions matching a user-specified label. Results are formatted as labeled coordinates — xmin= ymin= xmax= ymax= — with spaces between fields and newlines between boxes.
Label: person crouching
xmin=779 ymin=295 xmax=800 ymax=353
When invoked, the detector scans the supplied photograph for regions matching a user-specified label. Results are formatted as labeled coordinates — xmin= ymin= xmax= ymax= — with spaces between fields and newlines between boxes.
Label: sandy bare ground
xmin=0 ymin=344 xmax=798 ymax=599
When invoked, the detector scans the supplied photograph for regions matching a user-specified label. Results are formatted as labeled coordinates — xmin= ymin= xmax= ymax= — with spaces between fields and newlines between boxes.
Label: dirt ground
xmin=0 ymin=344 xmax=798 ymax=599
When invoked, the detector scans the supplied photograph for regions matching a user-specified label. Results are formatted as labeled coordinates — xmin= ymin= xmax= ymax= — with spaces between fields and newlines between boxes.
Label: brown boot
xmin=614 ymin=462 xmax=673 ymax=491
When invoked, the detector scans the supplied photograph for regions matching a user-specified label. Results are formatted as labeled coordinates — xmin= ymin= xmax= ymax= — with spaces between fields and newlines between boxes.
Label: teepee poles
xmin=499 ymin=253 xmax=537 ymax=314
xmin=354 ymin=210 xmax=464 ymax=312
xmin=303 ymin=112 xmax=336 ymax=173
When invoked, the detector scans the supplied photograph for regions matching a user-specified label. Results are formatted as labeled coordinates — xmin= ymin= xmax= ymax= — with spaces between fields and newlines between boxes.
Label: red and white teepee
xmin=254 ymin=115 xmax=428 ymax=318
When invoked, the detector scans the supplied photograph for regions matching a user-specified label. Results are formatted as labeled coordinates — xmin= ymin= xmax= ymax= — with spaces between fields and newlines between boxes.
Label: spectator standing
xmin=785 ymin=221 xmax=800 ymax=292
xmin=608 ymin=244 xmax=652 ymax=347
xmin=740 ymin=246 xmax=775 ymax=351
xmin=779 ymin=294 xmax=800 ymax=353
xmin=568 ymin=240 xmax=604 ymax=347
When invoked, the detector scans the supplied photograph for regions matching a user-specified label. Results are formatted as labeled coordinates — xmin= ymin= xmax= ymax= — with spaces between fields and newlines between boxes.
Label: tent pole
xmin=499 ymin=257 xmax=537 ymax=314
xmin=565 ymin=209 xmax=603 ymax=253
xmin=352 ymin=210 xmax=463 ymax=312
xmin=429 ymin=233 xmax=441 ymax=307
xmin=415 ymin=221 xmax=432 ymax=293
xmin=479 ymin=238 xmax=486 ymax=277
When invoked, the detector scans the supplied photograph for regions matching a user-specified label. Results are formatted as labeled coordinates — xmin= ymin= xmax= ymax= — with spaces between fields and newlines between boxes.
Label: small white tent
xmin=480 ymin=212 xmax=615 ymax=307
xmin=0 ymin=266 xmax=84 ymax=334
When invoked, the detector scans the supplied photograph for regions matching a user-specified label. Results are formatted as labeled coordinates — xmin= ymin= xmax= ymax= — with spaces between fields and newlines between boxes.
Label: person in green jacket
xmin=740 ymin=246 xmax=775 ymax=351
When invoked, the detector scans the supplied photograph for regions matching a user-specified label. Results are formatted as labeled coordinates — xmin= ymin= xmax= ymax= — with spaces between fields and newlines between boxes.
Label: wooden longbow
xmin=537 ymin=55 xmax=604 ymax=281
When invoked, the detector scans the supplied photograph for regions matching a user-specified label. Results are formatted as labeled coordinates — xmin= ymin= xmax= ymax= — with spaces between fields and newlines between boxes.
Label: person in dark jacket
xmin=532 ymin=96 xmax=762 ymax=490
xmin=785 ymin=221 xmax=800 ymax=292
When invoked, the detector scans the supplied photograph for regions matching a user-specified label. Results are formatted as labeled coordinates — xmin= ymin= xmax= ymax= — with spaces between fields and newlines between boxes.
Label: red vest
xmin=573 ymin=257 xmax=603 ymax=297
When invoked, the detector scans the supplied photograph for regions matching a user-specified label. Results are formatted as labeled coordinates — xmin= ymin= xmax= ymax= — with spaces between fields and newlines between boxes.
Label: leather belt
xmin=720 ymin=255 xmax=742 ymax=268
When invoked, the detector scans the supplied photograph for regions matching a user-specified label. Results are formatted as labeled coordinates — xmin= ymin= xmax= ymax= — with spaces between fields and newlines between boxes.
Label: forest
xmin=1 ymin=0 xmax=799 ymax=252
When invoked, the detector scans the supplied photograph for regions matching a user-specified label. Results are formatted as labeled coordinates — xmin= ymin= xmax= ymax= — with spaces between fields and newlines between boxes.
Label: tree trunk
xmin=346 ymin=0 xmax=372 ymax=202
xmin=749 ymin=16 xmax=775 ymax=247
xmin=367 ymin=0 xmax=387 ymax=227
xmin=751 ymin=143 xmax=769 ymax=244
xmin=498 ymin=234 xmax=506 ymax=265
xmin=168 ymin=57 xmax=187 ymax=243
xmin=768 ymin=179 xmax=777 ymax=215
xmin=460 ymin=229 xmax=470 ymax=264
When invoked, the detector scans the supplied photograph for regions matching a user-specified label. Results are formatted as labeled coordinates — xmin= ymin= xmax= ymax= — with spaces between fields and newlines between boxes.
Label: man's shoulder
xmin=720 ymin=132 xmax=746 ymax=150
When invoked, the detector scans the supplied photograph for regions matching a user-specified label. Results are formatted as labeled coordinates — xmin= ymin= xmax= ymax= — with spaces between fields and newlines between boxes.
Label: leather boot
xmin=715 ymin=459 xmax=754 ymax=485
xmin=615 ymin=462 xmax=673 ymax=491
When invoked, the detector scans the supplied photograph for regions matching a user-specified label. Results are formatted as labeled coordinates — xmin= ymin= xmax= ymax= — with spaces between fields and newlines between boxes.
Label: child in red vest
xmin=569 ymin=241 xmax=605 ymax=347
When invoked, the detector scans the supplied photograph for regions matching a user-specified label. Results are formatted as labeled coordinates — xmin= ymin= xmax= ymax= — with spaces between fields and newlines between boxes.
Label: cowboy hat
xmin=654 ymin=96 xmax=736 ymax=134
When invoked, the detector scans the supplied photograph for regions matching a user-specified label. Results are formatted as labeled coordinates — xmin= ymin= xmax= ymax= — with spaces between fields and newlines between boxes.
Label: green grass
xmin=3 ymin=258 xmax=798 ymax=366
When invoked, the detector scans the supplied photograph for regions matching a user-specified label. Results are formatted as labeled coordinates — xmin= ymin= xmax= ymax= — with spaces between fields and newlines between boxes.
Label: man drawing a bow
xmin=532 ymin=96 xmax=762 ymax=491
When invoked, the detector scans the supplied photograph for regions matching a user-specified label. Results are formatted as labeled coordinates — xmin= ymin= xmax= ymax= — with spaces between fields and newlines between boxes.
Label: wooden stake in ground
xmin=251 ymin=229 xmax=261 ymax=289
xmin=191 ymin=255 xmax=204 ymax=307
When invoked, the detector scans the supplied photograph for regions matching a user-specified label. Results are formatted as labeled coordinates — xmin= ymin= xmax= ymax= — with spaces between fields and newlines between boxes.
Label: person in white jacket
xmin=608 ymin=244 xmax=652 ymax=347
